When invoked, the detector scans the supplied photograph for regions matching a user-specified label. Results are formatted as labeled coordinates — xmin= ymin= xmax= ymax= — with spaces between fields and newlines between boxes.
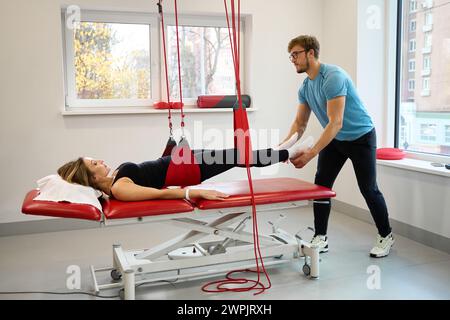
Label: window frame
xmin=62 ymin=10 xmax=246 ymax=112
xmin=62 ymin=10 xmax=160 ymax=110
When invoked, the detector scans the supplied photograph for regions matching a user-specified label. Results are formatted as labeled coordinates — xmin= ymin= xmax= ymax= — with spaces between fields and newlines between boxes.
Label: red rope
xmin=158 ymin=0 xmax=173 ymax=133
xmin=201 ymin=0 xmax=271 ymax=296
xmin=158 ymin=0 xmax=185 ymax=135
xmin=174 ymin=0 xmax=186 ymax=129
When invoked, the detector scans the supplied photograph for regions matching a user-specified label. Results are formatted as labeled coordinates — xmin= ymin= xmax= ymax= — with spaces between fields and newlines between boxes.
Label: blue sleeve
xmin=298 ymin=84 xmax=306 ymax=104
xmin=323 ymin=71 xmax=348 ymax=100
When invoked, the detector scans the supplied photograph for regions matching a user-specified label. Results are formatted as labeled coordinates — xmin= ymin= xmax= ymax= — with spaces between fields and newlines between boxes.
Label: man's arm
xmin=291 ymin=96 xmax=345 ymax=168
xmin=282 ymin=103 xmax=311 ymax=143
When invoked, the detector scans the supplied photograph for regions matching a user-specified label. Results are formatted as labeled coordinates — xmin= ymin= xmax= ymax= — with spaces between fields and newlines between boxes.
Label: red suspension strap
xmin=157 ymin=0 xmax=189 ymax=155
xmin=201 ymin=0 xmax=271 ymax=295
xmin=174 ymin=0 xmax=187 ymax=144
xmin=157 ymin=1 xmax=173 ymax=134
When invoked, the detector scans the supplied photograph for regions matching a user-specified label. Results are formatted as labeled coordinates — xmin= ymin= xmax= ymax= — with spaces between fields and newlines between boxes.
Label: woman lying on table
xmin=57 ymin=134 xmax=312 ymax=201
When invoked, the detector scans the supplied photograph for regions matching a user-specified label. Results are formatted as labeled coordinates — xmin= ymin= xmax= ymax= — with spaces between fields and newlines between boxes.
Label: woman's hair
xmin=288 ymin=35 xmax=320 ymax=59
xmin=57 ymin=157 xmax=97 ymax=189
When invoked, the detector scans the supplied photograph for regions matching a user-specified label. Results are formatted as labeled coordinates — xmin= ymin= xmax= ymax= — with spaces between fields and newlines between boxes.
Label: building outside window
xmin=397 ymin=0 xmax=450 ymax=156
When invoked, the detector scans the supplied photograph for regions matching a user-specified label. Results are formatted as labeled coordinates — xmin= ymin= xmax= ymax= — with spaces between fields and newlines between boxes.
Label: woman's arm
xmin=111 ymin=178 xmax=229 ymax=201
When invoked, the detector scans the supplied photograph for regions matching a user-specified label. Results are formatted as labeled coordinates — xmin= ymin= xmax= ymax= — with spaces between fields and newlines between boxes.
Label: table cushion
xmin=102 ymin=198 xmax=194 ymax=219
xmin=189 ymin=178 xmax=336 ymax=210
xmin=22 ymin=189 xmax=102 ymax=221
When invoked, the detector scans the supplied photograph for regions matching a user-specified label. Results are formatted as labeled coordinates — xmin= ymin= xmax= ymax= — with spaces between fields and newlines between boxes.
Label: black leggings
xmin=313 ymin=129 xmax=392 ymax=237
xmin=192 ymin=148 xmax=289 ymax=182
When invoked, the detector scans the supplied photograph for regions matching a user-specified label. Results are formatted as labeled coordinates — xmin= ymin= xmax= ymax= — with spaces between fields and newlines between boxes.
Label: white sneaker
xmin=370 ymin=233 xmax=395 ymax=258
xmin=274 ymin=132 xmax=298 ymax=151
xmin=310 ymin=235 xmax=328 ymax=253
xmin=288 ymin=136 xmax=314 ymax=159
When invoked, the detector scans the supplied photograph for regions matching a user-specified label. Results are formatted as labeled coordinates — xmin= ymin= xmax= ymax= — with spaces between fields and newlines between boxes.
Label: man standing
xmin=283 ymin=35 xmax=394 ymax=258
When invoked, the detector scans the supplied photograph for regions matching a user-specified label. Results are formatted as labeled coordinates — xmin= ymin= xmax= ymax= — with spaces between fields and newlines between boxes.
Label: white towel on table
xmin=35 ymin=174 xmax=103 ymax=213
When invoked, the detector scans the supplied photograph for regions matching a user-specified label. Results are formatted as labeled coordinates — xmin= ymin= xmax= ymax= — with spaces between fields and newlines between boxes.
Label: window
xmin=63 ymin=11 xmax=159 ymax=108
xmin=423 ymin=55 xmax=431 ymax=71
xmin=410 ymin=0 xmax=418 ymax=12
xmin=425 ymin=12 xmax=433 ymax=26
xmin=422 ymin=77 xmax=430 ymax=90
xmin=163 ymin=16 xmax=243 ymax=103
xmin=424 ymin=33 xmax=432 ymax=48
xmin=410 ymin=20 xmax=416 ymax=32
xmin=396 ymin=0 xmax=450 ymax=157
xmin=408 ymin=79 xmax=415 ymax=91
xmin=409 ymin=39 xmax=416 ymax=52
xmin=408 ymin=59 xmax=416 ymax=72
xmin=421 ymin=77 xmax=431 ymax=96
xmin=422 ymin=0 xmax=433 ymax=9
xmin=420 ymin=124 xmax=436 ymax=142
xmin=63 ymin=10 xmax=244 ymax=110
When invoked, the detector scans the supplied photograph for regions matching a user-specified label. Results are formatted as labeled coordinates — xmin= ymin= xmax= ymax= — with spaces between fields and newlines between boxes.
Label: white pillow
xmin=35 ymin=174 xmax=103 ymax=213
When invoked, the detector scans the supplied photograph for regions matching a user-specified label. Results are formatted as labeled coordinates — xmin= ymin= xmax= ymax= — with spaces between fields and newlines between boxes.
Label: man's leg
xmin=348 ymin=130 xmax=392 ymax=238
xmin=313 ymin=142 xmax=348 ymax=236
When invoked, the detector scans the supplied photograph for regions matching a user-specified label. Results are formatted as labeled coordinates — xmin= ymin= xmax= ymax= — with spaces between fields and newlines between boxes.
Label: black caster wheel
xmin=111 ymin=269 xmax=122 ymax=281
xmin=302 ymin=263 xmax=311 ymax=276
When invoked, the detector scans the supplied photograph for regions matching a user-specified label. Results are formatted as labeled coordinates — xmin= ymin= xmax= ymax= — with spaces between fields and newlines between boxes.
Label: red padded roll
xmin=197 ymin=95 xmax=251 ymax=108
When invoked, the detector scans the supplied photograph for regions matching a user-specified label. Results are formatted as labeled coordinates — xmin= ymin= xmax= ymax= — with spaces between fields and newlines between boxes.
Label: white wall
xmin=0 ymin=0 xmax=323 ymax=224
xmin=321 ymin=0 xmax=449 ymax=238
xmin=2 ymin=0 xmax=447 ymax=239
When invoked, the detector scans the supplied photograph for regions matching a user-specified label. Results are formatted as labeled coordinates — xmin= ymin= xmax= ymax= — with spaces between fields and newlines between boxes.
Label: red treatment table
xmin=23 ymin=178 xmax=335 ymax=299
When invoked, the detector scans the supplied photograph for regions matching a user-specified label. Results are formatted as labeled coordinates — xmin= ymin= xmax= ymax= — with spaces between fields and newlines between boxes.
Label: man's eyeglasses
xmin=289 ymin=50 xmax=306 ymax=61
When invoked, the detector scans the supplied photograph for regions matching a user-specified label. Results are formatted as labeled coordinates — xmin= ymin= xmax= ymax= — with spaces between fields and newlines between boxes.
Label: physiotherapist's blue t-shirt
xmin=298 ymin=63 xmax=374 ymax=141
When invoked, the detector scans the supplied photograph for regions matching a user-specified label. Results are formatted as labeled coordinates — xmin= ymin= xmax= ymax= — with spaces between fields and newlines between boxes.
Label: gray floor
xmin=0 ymin=207 xmax=449 ymax=300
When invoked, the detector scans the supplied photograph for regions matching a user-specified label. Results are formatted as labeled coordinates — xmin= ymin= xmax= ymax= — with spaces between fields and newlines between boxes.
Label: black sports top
xmin=112 ymin=156 xmax=171 ymax=189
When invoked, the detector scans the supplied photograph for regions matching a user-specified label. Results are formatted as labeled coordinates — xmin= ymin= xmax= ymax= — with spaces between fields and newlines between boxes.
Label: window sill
xmin=61 ymin=107 xmax=258 ymax=116
xmin=377 ymin=158 xmax=450 ymax=178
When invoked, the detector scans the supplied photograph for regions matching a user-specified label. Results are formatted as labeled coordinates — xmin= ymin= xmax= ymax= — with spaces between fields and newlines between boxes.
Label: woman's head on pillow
xmin=58 ymin=157 xmax=97 ymax=188
xmin=58 ymin=157 xmax=112 ymax=191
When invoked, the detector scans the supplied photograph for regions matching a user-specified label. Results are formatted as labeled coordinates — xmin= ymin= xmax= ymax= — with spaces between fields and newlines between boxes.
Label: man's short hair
xmin=288 ymin=35 xmax=320 ymax=59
